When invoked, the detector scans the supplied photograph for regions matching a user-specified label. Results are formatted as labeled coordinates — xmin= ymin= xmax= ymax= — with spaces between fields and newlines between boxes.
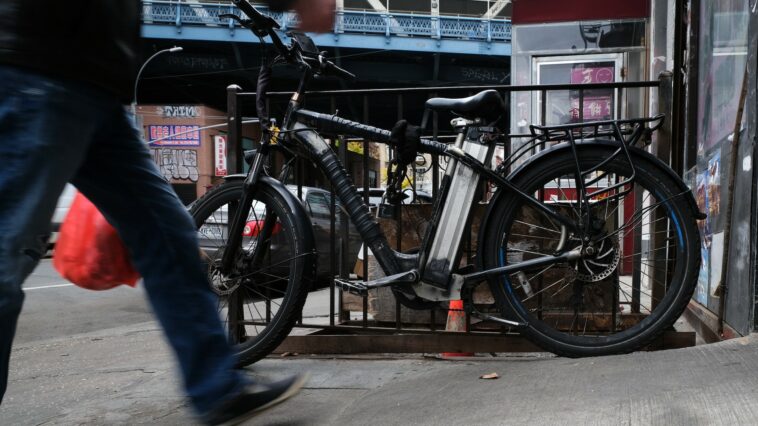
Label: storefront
xmin=680 ymin=0 xmax=754 ymax=338
xmin=136 ymin=104 xmax=259 ymax=204
xmin=509 ymin=0 xmax=650 ymax=134
xmin=510 ymin=0 xmax=758 ymax=339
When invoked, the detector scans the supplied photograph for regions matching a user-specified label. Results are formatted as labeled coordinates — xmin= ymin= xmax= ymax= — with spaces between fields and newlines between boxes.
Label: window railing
xmin=141 ymin=1 xmax=512 ymax=42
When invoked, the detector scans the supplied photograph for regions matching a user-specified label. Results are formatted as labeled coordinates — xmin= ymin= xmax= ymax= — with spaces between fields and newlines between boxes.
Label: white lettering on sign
xmin=214 ymin=135 xmax=228 ymax=177
xmin=157 ymin=105 xmax=201 ymax=118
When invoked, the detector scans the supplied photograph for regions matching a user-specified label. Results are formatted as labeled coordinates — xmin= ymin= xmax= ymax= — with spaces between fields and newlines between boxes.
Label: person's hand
xmin=293 ymin=0 xmax=335 ymax=32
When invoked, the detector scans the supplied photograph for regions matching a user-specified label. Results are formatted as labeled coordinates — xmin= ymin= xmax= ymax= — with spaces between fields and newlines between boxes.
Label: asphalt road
xmin=15 ymin=260 xmax=152 ymax=345
xmin=15 ymin=258 xmax=338 ymax=346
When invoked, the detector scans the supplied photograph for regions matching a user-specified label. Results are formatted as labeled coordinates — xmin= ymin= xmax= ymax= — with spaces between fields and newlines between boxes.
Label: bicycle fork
xmin=219 ymin=143 xmax=272 ymax=274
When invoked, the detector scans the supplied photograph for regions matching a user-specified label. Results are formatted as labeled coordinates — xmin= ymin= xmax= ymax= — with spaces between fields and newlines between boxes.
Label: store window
xmin=695 ymin=1 xmax=749 ymax=156
xmin=687 ymin=0 xmax=749 ymax=310
xmin=532 ymin=55 xmax=622 ymax=126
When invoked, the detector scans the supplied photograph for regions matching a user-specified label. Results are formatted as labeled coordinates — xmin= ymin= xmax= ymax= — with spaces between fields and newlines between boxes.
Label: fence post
xmin=649 ymin=71 xmax=674 ymax=310
xmin=226 ymin=84 xmax=243 ymax=174
xmin=654 ymin=71 xmax=674 ymax=165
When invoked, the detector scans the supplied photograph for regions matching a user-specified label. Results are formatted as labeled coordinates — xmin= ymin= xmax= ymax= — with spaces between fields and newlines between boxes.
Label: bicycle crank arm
xmin=461 ymin=247 xmax=582 ymax=284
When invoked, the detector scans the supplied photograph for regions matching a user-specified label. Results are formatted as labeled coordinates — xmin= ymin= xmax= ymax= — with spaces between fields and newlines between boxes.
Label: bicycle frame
xmin=220 ymin=89 xmax=587 ymax=301
xmin=216 ymin=1 xmax=612 ymax=300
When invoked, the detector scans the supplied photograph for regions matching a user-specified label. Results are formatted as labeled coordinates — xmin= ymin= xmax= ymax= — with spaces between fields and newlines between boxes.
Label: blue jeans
xmin=0 ymin=66 xmax=246 ymax=414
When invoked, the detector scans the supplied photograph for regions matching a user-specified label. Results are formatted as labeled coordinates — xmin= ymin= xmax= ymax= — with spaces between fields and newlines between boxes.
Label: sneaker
xmin=201 ymin=373 xmax=309 ymax=426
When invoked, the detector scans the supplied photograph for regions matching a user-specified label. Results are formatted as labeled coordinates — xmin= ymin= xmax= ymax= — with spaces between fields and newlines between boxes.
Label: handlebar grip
xmin=233 ymin=0 xmax=280 ymax=30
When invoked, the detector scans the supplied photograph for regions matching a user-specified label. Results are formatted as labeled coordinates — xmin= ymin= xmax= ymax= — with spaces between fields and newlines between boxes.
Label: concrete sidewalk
xmin=3 ymin=321 xmax=758 ymax=425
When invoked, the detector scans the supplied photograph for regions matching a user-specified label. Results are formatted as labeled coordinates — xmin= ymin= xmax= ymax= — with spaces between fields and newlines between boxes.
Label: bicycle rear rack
xmin=498 ymin=115 xmax=666 ymax=211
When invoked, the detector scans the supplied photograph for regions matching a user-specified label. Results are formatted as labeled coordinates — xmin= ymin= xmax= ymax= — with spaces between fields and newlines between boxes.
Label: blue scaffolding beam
xmin=142 ymin=1 xmax=512 ymax=56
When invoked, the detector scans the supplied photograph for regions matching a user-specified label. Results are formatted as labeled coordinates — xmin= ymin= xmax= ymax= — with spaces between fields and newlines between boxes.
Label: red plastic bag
xmin=53 ymin=192 xmax=140 ymax=290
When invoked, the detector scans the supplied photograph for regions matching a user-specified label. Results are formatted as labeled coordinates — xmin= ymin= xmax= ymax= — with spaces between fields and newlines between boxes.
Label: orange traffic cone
xmin=441 ymin=299 xmax=474 ymax=357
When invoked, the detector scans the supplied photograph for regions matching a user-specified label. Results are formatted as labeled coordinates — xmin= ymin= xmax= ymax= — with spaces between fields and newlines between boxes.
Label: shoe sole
xmin=218 ymin=373 xmax=310 ymax=426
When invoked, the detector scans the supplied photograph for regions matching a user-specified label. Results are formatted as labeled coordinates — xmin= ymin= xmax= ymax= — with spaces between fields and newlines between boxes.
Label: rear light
xmin=242 ymin=220 xmax=282 ymax=237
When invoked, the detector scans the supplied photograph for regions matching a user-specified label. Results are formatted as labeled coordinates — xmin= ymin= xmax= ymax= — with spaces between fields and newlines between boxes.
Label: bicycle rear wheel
xmin=481 ymin=143 xmax=700 ymax=357
xmin=191 ymin=179 xmax=315 ymax=366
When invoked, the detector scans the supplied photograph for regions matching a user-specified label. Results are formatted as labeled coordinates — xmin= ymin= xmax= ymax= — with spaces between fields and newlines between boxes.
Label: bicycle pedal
xmin=335 ymin=270 xmax=419 ymax=296
xmin=334 ymin=278 xmax=368 ymax=296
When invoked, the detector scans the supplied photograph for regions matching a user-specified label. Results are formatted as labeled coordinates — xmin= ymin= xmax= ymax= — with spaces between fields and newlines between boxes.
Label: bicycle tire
xmin=481 ymin=143 xmax=700 ymax=357
xmin=190 ymin=179 xmax=315 ymax=366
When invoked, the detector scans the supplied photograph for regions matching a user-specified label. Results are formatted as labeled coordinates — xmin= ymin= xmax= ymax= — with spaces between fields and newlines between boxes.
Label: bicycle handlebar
xmin=233 ymin=0 xmax=354 ymax=81
xmin=232 ymin=0 xmax=279 ymax=32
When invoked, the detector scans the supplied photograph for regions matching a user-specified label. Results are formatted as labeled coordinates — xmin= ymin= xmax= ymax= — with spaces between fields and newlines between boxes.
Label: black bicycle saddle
xmin=425 ymin=89 xmax=505 ymax=123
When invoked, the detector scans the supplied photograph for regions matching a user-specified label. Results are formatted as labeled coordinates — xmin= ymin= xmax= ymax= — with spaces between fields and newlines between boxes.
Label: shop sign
xmin=148 ymin=125 xmax=201 ymax=147
xmin=157 ymin=105 xmax=201 ymax=118
xmin=570 ymin=67 xmax=614 ymax=84
xmin=214 ymin=135 xmax=227 ymax=176
xmin=570 ymin=66 xmax=614 ymax=121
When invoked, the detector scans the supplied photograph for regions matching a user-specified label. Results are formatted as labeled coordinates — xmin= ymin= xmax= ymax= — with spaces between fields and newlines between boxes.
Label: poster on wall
xmin=710 ymin=232 xmax=724 ymax=298
xmin=707 ymin=151 xmax=722 ymax=229
xmin=148 ymin=125 xmax=201 ymax=147
xmin=696 ymin=246 xmax=710 ymax=305
xmin=694 ymin=171 xmax=711 ymax=305
xmin=214 ymin=135 xmax=227 ymax=177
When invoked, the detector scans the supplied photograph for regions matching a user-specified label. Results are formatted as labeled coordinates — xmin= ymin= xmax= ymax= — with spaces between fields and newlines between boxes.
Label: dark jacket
xmin=0 ymin=0 xmax=289 ymax=103
xmin=0 ymin=0 xmax=141 ymax=103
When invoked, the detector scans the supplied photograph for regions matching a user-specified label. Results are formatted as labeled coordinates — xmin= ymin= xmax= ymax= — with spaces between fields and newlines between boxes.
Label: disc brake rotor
xmin=206 ymin=249 xmax=247 ymax=296
xmin=575 ymin=236 xmax=621 ymax=283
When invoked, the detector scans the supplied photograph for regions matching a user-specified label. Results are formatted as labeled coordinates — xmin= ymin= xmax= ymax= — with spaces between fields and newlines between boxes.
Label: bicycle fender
xmin=476 ymin=141 xmax=701 ymax=324
xmin=262 ymin=176 xmax=316 ymax=255
xmin=481 ymin=141 xmax=702 ymax=239
xmin=223 ymin=174 xmax=317 ymax=267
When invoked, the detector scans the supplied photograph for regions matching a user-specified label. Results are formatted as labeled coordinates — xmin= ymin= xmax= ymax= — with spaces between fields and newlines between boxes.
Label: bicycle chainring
xmin=392 ymin=287 xmax=441 ymax=310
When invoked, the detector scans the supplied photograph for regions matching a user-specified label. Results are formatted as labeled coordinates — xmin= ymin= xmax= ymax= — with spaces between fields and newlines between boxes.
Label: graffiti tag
xmin=151 ymin=148 xmax=200 ymax=182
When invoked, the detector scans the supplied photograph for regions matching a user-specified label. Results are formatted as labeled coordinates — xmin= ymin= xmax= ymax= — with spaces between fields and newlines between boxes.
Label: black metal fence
xmin=223 ymin=77 xmax=689 ymax=354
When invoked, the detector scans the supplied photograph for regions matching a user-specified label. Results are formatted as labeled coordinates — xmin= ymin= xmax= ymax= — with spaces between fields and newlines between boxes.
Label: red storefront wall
xmin=512 ymin=0 xmax=650 ymax=24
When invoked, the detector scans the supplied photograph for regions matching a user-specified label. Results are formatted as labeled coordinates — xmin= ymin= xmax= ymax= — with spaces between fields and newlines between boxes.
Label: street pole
xmin=130 ymin=46 xmax=183 ymax=138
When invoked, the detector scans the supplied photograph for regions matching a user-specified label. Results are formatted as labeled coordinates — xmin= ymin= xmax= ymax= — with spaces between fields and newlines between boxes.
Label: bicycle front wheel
xmin=481 ymin=143 xmax=700 ymax=357
xmin=191 ymin=179 xmax=315 ymax=366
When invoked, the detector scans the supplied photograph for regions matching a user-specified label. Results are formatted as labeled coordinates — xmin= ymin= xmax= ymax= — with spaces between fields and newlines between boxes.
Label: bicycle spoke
xmin=514 ymin=219 xmax=562 ymax=234
xmin=522 ymin=276 xmax=568 ymax=302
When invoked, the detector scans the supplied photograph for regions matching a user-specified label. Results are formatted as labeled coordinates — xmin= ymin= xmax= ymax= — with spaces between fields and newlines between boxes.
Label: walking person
xmin=0 ymin=0 xmax=334 ymax=424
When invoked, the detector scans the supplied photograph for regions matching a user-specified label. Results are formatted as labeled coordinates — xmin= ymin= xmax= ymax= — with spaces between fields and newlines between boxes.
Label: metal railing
xmin=224 ymin=78 xmax=682 ymax=354
xmin=142 ymin=1 xmax=512 ymax=42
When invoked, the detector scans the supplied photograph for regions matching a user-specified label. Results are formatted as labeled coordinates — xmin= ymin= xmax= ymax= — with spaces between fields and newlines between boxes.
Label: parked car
xmin=197 ymin=185 xmax=363 ymax=286
xmin=356 ymin=187 xmax=434 ymax=207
